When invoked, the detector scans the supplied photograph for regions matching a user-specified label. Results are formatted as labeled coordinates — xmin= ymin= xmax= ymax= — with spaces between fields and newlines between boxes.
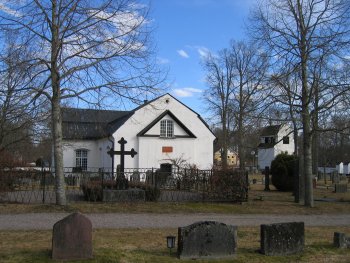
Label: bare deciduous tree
xmin=0 ymin=0 xmax=163 ymax=205
xmin=228 ymin=40 xmax=269 ymax=169
xmin=203 ymin=40 xmax=269 ymax=170
xmin=0 ymin=38 xmax=45 ymax=163
xmin=251 ymin=0 xmax=350 ymax=207
xmin=203 ymin=49 xmax=235 ymax=170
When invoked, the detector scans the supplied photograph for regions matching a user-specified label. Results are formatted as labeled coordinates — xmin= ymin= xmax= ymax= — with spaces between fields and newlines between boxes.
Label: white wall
xmin=112 ymin=94 xmax=215 ymax=170
xmin=336 ymin=162 xmax=344 ymax=174
xmin=62 ymin=138 xmax=113 ymax=169
xmin=258 ymin=148 xmax=274 ymax=169
xmin=275 ymin=125 xmax=295 ymax=155
xmin=257 ymin=125 xmax=295 ymax=169
xmin=138 ymin=137 xmax=196 ymax=168
xmin=343 ymin=163 xmax=349 ymax=175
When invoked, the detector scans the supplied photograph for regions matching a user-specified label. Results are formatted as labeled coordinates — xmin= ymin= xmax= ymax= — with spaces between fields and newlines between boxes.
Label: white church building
xmin=62 ymin=93 xmax=216 ymax=171
xmin=257 ymin=124 xmax=295 ymax=169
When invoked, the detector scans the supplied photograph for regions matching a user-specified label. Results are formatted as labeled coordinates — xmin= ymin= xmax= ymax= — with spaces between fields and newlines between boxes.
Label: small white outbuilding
xmin=257 ymin=124 xmax=295 ymax=170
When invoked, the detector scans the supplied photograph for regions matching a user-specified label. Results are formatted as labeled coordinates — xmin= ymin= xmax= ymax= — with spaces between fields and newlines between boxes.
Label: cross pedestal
xmin=107 ymin=137 xmax=137 ymax=189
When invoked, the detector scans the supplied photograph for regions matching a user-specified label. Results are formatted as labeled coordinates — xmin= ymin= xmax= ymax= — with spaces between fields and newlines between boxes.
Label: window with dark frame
xmin=160 ymin=119 xmax=174 ymax=138
xmin=75 ymin=149 xmax=88 ymax=170
xmin=264 ymin=137 xmax=275 ymax=144
xmin=283 ymin=136 xmax=290 ymax=144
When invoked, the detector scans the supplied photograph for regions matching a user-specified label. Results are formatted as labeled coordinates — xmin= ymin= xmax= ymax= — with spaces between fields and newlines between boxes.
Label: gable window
xmin=264 ymin=137 xmax=275 ymax=144
xmin=160 ymin=119 xmax=174 ymax=138
xmin=283 ymin=136 xmax=290 ymax=144
xmin=75 ymin=149 xmax=88 ymax=171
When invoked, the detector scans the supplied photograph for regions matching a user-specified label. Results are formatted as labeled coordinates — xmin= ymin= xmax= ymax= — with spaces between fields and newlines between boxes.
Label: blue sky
xmin=150 ymin=0 xmax=256 ymax=119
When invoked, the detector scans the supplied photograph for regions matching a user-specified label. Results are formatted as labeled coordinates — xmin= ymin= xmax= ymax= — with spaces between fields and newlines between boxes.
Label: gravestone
xmin=334 ymin=232 xmax=350 ymax=248
xmin=103 ymin=188 xmax=145 ymax=202
xmin=334 ymin=183 xmax=347 ymax=193
xmin=260 ymin=222 xmax=304 ymax=256
xmin=130 ymin=171 xmax=140 ymax=182
xmin=52 ymin=212 xmax=93 ymax=260
xmin=178 ymin=221 xmax=237 ymax=259
xmin=332 ymin=173 xmax=340 ymax=184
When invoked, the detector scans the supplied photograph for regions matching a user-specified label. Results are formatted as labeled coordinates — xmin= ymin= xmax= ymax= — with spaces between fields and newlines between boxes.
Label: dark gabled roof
xmin=62 ymin=93 xmax=215 ymax=140
xmin=137 ymin=110 xmax=196 ymax=138
xmin=260 ymin=124 xmax=282 ymax=136
xmin=62 ymin=108 xmax=131 ymax=140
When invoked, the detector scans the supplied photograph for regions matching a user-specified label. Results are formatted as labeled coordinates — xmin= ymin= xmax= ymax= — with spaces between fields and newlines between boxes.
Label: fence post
xmin=101 ymin=169 xmax=104 ymax=201
xmin=42 ymin=162 xmax=46 ymax=204
xmin=184 ymin=168 xmax=187 ymax=190
xmin=245 ymin=171 xmax=249 ymax=201
xmin=264 ymin=166 xmax=270 ymax=191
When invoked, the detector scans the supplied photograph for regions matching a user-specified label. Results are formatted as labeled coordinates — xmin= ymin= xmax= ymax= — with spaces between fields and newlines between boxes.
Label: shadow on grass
xmin=0 ymin=249 xmax=51 ymax=263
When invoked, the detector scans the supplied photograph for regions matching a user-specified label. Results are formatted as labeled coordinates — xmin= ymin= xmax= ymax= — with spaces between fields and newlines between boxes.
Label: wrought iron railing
xmin=0 ymin=167 xmax=248 ymax=203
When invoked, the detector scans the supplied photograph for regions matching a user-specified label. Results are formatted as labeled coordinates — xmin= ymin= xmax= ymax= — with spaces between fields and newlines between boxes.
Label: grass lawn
xmin=0 ymin=178 xmax=349 ymax=262
xmin=0 ymin=227 xmax=349 ymax=262
xmin=0 ymin=183 xmax=349 ymax=214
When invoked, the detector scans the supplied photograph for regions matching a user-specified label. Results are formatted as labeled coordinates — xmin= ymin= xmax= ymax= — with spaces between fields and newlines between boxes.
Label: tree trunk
xmin=298 ymin=152 xmax=305 ymax=204
xmin=301 ymin=59 xmax=314 ymax=207
xmin=52 ymin=99 xmax=66 ymax=205
xmin=51 ymin=0 xmax=66 ymax=205
xmin=303 ymin=130 xmax=313 ymax=207
xmin=221 ymin=108 xmax=228 ymax=170
xmin=298 ymin=0 xmax=313 ymax=207
xmin=312 ymin=129 xmax=319 ymax=175
xmin=238 ymin=109 xmax=245 ymax=170
xmin=312 ymin=83 xmax=319 ymax=175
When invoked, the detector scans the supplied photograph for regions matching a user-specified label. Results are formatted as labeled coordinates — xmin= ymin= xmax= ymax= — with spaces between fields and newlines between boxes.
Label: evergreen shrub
xmin=271 ymin=153 xmax=298 ymax=191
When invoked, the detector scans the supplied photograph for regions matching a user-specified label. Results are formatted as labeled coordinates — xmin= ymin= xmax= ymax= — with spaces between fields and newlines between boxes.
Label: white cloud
xmin=186 ymin=45 xmax=212 ymax=59
xmin=184 ymin=87 xmax=202 ymax=93
xmin=173 ymin=87 xmax=202 ymax=97
xmin=177 ymin=49 xmax=189 ymax=58
xmin=157 ymin=57 xmax=170 ymax=64
xmin=196 ymin=46 xmax=211 ymax=59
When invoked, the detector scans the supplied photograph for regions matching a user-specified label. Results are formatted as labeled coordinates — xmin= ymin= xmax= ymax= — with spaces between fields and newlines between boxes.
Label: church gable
xmin=137 ymin=110 xmax=196 ymax=138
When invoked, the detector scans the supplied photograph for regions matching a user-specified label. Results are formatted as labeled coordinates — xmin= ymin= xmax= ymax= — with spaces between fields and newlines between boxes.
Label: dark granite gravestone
xmin=103 ymin=188 xmax=145 ymax=202
xmin=52 ymin=212 xmax=92 ymax=260
xmin=260 ymin=222 xmax=304 ymax=256
xmin=334 ymin=232 xmax=350 ymax=248
xmin=334 ymin=184 xmax=347 ymax=193
xmin=178 ymin=221 xmax=237 ymax=259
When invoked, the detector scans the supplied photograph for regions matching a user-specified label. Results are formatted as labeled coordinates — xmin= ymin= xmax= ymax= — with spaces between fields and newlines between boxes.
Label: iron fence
xmin=0 ymin=167 xmax=248 ymax=203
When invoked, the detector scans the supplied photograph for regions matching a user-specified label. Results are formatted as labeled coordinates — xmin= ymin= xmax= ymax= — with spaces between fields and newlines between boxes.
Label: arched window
xmin=75 ymin=149 xmax=88 ymax=171
xmin=160 ymin=119 xmax=174 ymax=138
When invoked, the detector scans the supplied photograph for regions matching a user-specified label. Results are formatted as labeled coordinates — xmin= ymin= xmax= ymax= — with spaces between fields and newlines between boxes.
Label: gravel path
xmin=0 ymin=213 xmax=349 ymax=230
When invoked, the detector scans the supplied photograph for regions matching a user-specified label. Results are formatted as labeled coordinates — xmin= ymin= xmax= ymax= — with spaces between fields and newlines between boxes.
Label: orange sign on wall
xmin=162 ymin=146 xmax=173 ymax=153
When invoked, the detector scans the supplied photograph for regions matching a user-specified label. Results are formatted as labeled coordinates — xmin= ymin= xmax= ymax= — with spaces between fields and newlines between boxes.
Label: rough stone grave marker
xmin=334 ymin=232 xmax=350 ymax=248
xmin=103 ymin=188 xmax=145 ymax=202
xmin=178 ymin=221 xmax=237 ymax=259
xmin=334 ymin=183 xmax=347 ymax=193
xmin=260 ymin=222 xmax=304 ymax=256
xmin=52 ymin=212 xmax=93 ymax=260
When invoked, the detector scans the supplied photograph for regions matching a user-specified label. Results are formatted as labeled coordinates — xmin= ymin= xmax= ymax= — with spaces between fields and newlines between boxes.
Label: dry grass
xmin=0 ymin=227 xmax=349 ymax=262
